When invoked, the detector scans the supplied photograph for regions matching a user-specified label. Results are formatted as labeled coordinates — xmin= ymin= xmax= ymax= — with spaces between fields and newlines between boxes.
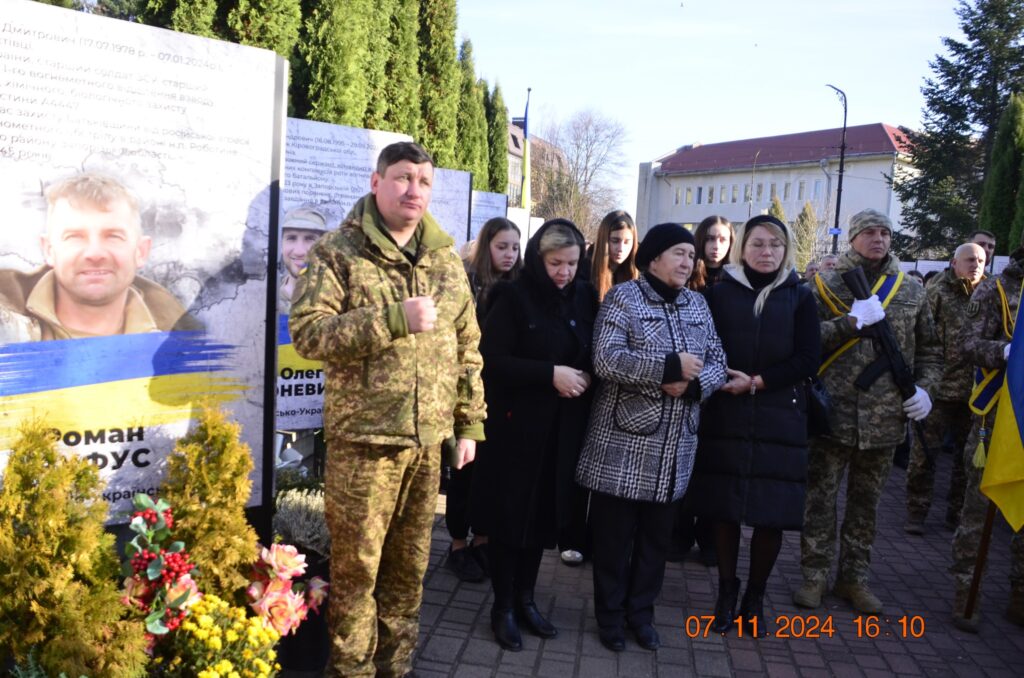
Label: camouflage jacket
xmin=960 ymin=252 xmax=1022 ymax=372
xmin=288 ymin=194 xmax=486 ymax=447
xmin=927 ymin=267 xmax=984 ymax=402
xmin=812 ymin=251 xmax=942 ymax=449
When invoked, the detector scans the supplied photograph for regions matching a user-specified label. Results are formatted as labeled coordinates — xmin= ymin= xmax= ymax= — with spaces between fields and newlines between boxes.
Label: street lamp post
xmin=826 ymin=84 xmax=847 ymax=255
xmin=747 ymin=149 xmax=761 ymax=218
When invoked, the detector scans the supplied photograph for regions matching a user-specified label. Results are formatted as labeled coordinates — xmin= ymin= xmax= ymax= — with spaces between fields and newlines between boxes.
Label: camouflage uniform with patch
xmin=949 ymin=252 xmax=1024 ymax=629
xmin=798 ymin=250 xmax=941 ymax=607
xmin=905 ymin=268 xmax=981 ymax=529
xmin=290 ymin=194 xmax=486 ymax=677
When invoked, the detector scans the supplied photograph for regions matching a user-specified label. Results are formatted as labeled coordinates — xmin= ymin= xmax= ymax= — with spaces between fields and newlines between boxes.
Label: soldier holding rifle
xmin=793 ymin=209 xmax=941 ymax=614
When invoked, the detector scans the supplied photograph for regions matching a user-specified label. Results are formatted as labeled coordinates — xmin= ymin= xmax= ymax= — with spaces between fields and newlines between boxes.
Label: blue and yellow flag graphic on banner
xmin=981 ymin=298 xmax=1024 ymax=531
xmin=0 ymin=332 xmax=242 ymax=446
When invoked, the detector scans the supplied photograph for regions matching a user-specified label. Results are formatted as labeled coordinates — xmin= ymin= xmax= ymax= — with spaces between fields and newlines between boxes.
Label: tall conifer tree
xmin=381 ymin=0 xmax=422 ymax=137
xmin=980 ymin=93 xmax=1024 ymax=247
xmin=455 ymin=40 xmax=489 ymax=189
xmin=226 ymin=0 xmax=302 ymax=57
xmin=362 ymin=0 xmax=396 ymax=130
xmin=485 ymin=82 xmax=509 ymax=194
xmin=303 ymin=0 xmax=372 ymax=127
xmin=418 ymin=0 xmax=459 ymax=166
xmin=768 ymin=195 xmax=787 ymax=223
xmin=139 ymin=0 xmax=218 ymax=37
xmin=793 ymin=201 xmax=819 ymax=271
xmin=892 ymin=0 xmax=1024 ymax=256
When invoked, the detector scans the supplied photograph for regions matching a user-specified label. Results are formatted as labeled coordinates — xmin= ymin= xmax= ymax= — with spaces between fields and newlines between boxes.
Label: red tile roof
xmin=657 ymin=123 xmax=910 ymax=174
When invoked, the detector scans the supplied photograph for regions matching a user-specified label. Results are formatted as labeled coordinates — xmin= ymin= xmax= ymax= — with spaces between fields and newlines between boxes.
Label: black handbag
xmin=805 ymin=376 xmax=833 ymax=437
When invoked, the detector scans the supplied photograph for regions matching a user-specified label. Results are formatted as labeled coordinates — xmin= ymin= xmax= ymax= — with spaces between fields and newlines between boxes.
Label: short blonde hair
xmin=538 ymin=220 xmax=581 ymax=256
xmin=45 ymin=172 xmax=141 ymax=232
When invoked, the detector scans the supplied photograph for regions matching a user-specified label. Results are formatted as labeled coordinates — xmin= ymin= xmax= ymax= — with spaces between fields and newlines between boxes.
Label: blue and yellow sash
xmin=969 ymin=279 xmax=1017 ymax=415
xmin=815 ymin=271 xmax=904 ymax=374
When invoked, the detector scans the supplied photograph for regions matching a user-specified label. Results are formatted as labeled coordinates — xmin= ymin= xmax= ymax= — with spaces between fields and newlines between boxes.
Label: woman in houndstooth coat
xmin=575 ymin=223 xmax=727 ymax=652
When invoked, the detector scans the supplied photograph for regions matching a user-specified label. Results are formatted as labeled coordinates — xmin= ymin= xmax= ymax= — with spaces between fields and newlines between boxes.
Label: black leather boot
xmin=739 ymin=582 xmax=766 ymax=638
xmin=711 ymin=577 xmax=741 ymax=634
xmin=515 ymin=596 xmax=558 ymax=638
xmin=490 ymin=607 xmax=523 ymax=651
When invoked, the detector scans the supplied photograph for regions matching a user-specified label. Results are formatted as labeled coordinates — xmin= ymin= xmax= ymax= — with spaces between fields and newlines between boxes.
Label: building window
xmin=770 ymin=183 xmax=777 ymax=199
xmin=674 ymin=188 xmax=681 ymax=205
xmin=798 ymin=181 xmax=806 ymax=201
xmin=685 ymin=187 xmax=693 ymax=205
xmin=720 ymin=185 xmax=727 ymax=203
xmin=708 ymin=186 xmax=714 ymax=204
xmin=784 ymin=182 xmax=791 ymax=200
xmin=756 ymin=183 xmax=763 ymax=202
xmin=814 ymin=180 xmax=822 ymax=199
xmin=744 ymin=184 xmax=751 ymax=202
xmin=731 ymin=185 xmax=739 ymax=203
xmin=696 ymin=186 xmax=703 ymax=204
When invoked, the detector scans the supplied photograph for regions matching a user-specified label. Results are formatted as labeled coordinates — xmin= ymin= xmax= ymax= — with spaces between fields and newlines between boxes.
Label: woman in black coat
xmin=474 ymin=218 xmax=598 ymax=652
xmin=689 ymin=215 xmax=821 ymax=637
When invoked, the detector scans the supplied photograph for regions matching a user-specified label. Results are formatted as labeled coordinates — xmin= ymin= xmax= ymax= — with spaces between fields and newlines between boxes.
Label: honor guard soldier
xmin=950 ymin=234 xmax=1024 ymax=632
xmin=793 ymin=209 xmax=941 ymax=615
xmin=904 ymin=243 xmax=987 ymax=534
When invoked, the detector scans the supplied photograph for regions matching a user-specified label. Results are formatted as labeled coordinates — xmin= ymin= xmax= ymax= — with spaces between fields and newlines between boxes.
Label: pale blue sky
xmin=457 ymin=0 xmax=964 ymax=215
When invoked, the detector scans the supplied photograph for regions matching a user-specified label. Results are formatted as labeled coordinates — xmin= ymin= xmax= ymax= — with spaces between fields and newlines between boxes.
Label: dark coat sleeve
xmin=760 ymin=286 xmax=822 ymax=389
xmin=480 ymin=285 xmax=555 ymax=388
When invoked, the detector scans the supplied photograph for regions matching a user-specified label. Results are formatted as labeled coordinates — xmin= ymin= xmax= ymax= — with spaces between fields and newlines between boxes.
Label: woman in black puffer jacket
xmin=689 ymin=215 xmax=821 ymax=637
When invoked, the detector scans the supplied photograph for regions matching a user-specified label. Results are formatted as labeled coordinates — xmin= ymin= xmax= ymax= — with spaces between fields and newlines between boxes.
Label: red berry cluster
xmin=130 ymin=548 xmax=159 ymax=575
xmin=162 ymin=508 xmax=174 ymax=529
xmin=164 ymin=607 xmax=187 ymax=631
xmin=160 ymin=550 xmax=194 ymax=585
xmin=133 ymin=508 xmax=160 ymax=525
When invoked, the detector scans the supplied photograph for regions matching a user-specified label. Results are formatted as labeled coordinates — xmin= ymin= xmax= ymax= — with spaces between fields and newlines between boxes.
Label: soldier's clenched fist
xmin=403 ymin=296 xmax=437 ymax=333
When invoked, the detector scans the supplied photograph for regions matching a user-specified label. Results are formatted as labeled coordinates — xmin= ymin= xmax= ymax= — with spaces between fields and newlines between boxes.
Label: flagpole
xmin=522 ymin=87 xmax=531 ymax=215
xmin=964 ymin=501 xmax=997 ymax=619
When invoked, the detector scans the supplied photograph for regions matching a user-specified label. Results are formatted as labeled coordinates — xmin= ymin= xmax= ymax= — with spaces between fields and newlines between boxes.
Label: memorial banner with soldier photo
xmin=275 ymin=119 xmax=473 ymax=432
xmin=0 ymin=0 xmax=286 ymax=520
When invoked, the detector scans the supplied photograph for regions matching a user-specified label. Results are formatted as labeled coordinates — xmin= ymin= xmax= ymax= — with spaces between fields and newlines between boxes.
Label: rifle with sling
xmin=841 ymin=266 xmax=933 ymax=462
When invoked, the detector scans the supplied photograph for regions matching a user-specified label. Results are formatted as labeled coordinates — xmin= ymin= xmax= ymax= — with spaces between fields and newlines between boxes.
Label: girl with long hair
xmin=591 ymin=210 xmax=639 ymax=301
xmin=688 ymin=215 xmax=734 ymax=292
xmin=467 ymin=217 xmax=523 ymax=313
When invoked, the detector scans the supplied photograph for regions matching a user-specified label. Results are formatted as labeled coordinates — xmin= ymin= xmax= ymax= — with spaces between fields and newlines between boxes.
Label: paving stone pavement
xmin=411 ymin=447 xmax=1024 ymax=677
xmin=286 ymin=446 xmax=1024 ymax=677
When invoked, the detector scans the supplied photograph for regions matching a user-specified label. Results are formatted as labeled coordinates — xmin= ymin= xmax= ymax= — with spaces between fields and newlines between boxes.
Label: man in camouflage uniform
xmin=904 ymin=243 xmax=987 ymax=534
xmin=289 ymin=142 xmax=486 ymax=677
xmin=950 ymin=238 xmax=1024 ymax=632
xmin=794 ymin=209 xmax=941 ymax=614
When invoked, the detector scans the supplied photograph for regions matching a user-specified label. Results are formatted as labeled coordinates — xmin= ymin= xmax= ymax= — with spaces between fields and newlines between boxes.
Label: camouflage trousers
xmin=906 ymin=399 xmax=971 ymax=523
xmin=801 ymin=440 xmax=893 ymax=585
xmin=324 ymin=441 xmax=440 ymax=678
xmin=949 ymin=413 xmax=1024 ymax=591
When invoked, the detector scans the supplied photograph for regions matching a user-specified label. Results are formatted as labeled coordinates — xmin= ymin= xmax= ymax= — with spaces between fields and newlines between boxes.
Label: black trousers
xmin=590 ymin=491 xmax=675 ymax=630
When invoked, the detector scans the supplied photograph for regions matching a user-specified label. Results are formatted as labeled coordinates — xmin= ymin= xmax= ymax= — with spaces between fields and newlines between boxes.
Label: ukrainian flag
xmin=277 ymin=313 xmax=321 ymax=373
xmin=0 ymin=332 xmax=242 ymax=447
xmin=981 ymin=298 xmax=1024 ymax=531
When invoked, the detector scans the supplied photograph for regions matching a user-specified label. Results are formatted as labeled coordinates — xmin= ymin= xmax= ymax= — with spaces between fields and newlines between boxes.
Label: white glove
xmin=849 ymin=295 xmax=885 ymax=329
xmin=903 ymin=386 xmax=932 ymax=422
xmin=1005 ymin=343 xmax=1012 ymax=362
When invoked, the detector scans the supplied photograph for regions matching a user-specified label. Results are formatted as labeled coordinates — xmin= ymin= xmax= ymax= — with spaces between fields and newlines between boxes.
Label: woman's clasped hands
xmin=554 ymin=365 xmax=592 ymax=398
